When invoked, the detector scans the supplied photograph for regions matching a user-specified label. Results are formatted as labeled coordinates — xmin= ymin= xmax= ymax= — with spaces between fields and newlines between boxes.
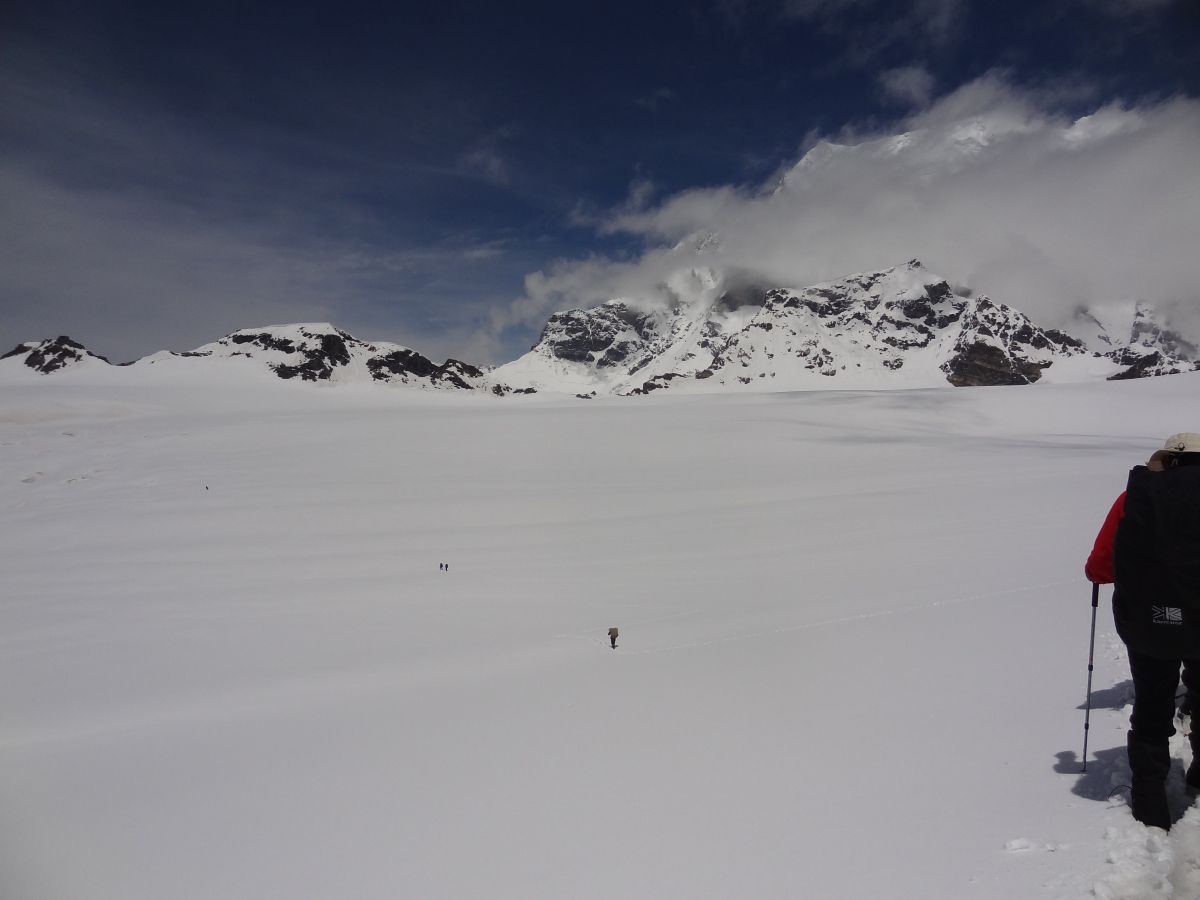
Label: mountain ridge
xmin=4 ymin=263 xmax=1196 ymax=394
xmin=493 ymin=261 xmax=1196 ymax=395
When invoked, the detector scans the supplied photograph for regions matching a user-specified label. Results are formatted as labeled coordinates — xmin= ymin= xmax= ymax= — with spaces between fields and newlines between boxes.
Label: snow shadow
xmin=1077 ymin=679 xmax=1135 ymax=711
xmin=1057 ymin=746 xmax=1193 ymax=826
xmin=1057 ymin=746 xmax=1132 ymax=801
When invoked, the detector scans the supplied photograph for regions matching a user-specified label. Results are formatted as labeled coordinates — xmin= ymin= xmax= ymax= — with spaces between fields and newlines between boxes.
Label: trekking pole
xmin=1082 ymin=581 xmax=1100 ymax=773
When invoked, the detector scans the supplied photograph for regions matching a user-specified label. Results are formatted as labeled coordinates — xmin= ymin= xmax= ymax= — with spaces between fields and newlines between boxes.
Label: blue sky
xmin=1 ymin=0 xmax=1197 ymax=363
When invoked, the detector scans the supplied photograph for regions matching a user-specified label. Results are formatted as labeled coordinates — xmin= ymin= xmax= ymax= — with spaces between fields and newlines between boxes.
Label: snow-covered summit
xmin=0 ymin=323 xmax=493 ymax=391
xmin=5 ymin=273 xmax=1196 ymax=395
xmin=494 ymin=261 xmax=1110 ymax=395
xmin=0 ymin=335 xmax=113 ymax=374
xmin=1071 ymin=303 xmax=1198 ymax=380
xmin=178 ymin=323 xmax=487 ymax=389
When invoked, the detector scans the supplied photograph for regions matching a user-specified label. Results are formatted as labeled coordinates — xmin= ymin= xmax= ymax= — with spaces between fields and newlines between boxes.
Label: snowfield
xmin=2 ymin=371 xmax=1199 ymax=899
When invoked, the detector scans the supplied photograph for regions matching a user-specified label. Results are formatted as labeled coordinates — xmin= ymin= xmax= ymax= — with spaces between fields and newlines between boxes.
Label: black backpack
xmin=1113 ymin=465 xmax=1200 ymax=658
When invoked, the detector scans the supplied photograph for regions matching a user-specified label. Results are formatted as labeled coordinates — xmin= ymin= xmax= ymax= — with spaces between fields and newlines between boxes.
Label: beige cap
xmin=1164 ymin=433 xmax=1200 ymax=453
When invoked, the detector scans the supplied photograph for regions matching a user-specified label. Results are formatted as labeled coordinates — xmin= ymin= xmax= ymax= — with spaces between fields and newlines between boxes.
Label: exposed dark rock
xmin=273 ymin=358 xmax=335 ymax=381
xmin=444 ymin=359 xmax=484 ymax=379
xmin=3 ymin=336 xmax=110 ymax=373
xmin=713 ymin=282 xmax=770 ymax=314
xmin=317 ymin=333 xmax=351 ymax=366
xmin=1131 ymin=316 xmax=1197 ymax=360
xmin=229 ymin=333 xmax=298 ymax=354
xmin=257 ymin=329 xmax=356 ymax=381
xmin=537 ymin=303 xmax=651 ymax=363
xmin=924 ymin=281 xmax=953 ymax=303
xmin=943 ymin=341 xmax=1044 ymax=386
xmin=1106 ymin=351 xmax=1194 ymax=381
xmin=1043 ymin=329 xmax=1084 ymax=350
xmin=369 ymin=348 xmax=439 ymax=380
xmin=598 ymin=341 xmax=636 ymax=368
xmin=881 ymin=332 xmax=933 ymax=350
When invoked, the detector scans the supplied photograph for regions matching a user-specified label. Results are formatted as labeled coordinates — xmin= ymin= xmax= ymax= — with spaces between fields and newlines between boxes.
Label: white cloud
xmin=461 ymin=147 xmax=509 ymax=183
xmin=880 ymin=65 xmax=935 ymax=106
xmin=491 ymin=76 xmax=1200 ymax=345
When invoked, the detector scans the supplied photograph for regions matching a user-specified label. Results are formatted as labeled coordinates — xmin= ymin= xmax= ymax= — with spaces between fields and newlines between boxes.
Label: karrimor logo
xmin=1152 ymin=607 xmax=1183 ymax=625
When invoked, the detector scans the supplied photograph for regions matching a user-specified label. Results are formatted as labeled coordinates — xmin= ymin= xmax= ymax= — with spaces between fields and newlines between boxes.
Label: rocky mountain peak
xmin=0 ymin=336 xmax=111 ymax=373
xmin=494 ymin=262 xmax=1104 ymax=394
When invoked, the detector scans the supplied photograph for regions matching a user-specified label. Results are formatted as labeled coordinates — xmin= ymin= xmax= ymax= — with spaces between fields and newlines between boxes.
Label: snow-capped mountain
xmin=1 ymin=323 xmax=497 ymax=391
xmin=4 ymin=267 xmax=1195 ymax=394
xmin=1071 ymin=303 xmax=1198 ymax=380
xmin=1 ymin=335 xmax=114 ymax=374
xmin=176 ymin=324 xmax=489 ymax=389
xmin=493 ymin=261 xmax=1145 ymax=395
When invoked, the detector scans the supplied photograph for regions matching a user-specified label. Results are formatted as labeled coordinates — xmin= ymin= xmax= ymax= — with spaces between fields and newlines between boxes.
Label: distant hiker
xmin=439 ymin=563 xmax=443 ymax=571
xmin=1086 ymin=433 xmax=1200 ymax=831
xmin=609 ymin=628 xmax=618 ymax=649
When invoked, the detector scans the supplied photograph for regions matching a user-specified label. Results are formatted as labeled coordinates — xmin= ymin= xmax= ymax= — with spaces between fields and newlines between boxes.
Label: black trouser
xmin=1127 ymin=650 xmax=1200 ymax=827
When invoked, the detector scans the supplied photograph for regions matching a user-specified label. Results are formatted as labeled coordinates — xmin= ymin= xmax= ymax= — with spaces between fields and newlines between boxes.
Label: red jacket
xmin=1086 ymin=492 xmax=1126 ymax=584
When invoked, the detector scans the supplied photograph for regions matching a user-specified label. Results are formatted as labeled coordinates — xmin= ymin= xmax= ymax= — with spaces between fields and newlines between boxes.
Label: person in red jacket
xmin=1087 ymin=434 xmax=1200 ymax=831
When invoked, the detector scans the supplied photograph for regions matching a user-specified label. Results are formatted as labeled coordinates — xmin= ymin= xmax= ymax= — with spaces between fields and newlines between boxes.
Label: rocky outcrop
xmin=942 ymin=298 xmax=1084 ymax=386
xmin=0 ymin=336 xmax=110 ymax=373
xmin=185 ymin=324 xmax=489 ymax=389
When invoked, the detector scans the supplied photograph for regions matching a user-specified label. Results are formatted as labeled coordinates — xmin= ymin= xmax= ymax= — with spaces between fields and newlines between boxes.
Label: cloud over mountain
xmin=492 ymin=77 xmax=1200 ymax=350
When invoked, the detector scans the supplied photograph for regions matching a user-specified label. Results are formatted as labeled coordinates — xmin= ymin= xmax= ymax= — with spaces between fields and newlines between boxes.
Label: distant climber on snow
xmin=1086 ymin=433 xmax=1200 ymax=831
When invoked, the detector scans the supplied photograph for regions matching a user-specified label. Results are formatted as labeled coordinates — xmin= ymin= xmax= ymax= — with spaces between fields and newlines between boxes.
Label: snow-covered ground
xmin=2 ymin=372 xmax=1199 ymax=899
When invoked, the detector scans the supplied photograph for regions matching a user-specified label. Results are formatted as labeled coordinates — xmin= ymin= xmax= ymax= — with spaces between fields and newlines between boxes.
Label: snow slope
xmin=3 ymin=370 xmax=1200 ymax=899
